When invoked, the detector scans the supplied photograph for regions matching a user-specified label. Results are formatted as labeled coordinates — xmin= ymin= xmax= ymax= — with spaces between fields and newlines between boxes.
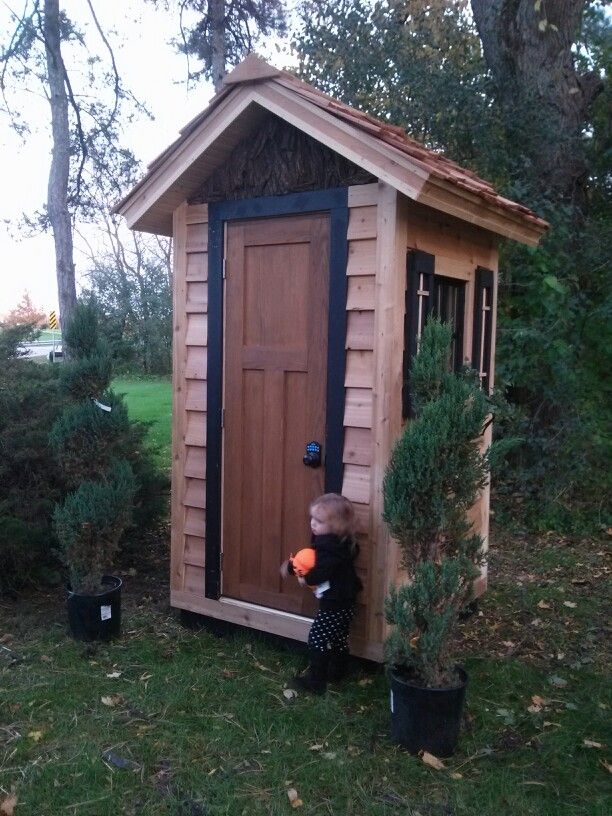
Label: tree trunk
xmin=210 ymin=0 xmax=226 ymax=92
xmin=44 ymin=0 xmax=77 ymax=344
xmin=471 ymin=0 xmax=603 ymax=207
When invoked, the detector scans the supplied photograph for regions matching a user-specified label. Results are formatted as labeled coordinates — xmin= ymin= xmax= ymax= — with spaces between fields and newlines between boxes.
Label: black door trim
xmin=205 ymin=187 xmax=349 ymax=599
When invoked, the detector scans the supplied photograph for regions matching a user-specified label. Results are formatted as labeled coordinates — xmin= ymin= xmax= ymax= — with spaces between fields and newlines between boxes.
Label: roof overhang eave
xmin=114 ymin=78 xmax=548 ymax=246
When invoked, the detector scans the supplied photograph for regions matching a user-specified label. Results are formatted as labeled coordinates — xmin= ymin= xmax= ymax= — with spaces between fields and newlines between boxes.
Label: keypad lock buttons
xmin=303 ymin=441 xmax=322 ymax=468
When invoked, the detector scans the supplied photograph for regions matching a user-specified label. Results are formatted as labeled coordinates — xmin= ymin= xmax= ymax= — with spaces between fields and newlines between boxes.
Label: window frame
xmin=471 ymin=266 xmax=495 ymax=395
xmin=403 ymin=249 xmax=467 ymax=418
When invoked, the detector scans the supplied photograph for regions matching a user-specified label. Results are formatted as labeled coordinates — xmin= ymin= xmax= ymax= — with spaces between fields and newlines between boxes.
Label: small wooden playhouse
xmin=116 ymin=55 xmax=547 ymax=661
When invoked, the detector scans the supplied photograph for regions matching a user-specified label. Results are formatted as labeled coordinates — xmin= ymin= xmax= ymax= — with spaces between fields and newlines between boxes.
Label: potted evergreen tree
xmin=383 ymin=319 xmax=490 ymax=757
xmin=51 ymin=303 xmax=136 ymax=641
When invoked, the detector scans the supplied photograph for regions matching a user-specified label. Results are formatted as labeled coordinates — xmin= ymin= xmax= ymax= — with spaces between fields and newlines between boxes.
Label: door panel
xmin=222 ymin=213 xmax=330 ymax=615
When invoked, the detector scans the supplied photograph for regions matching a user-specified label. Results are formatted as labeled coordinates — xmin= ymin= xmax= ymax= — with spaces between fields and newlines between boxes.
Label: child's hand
xmin=297 ymin=576 xmax=306 ymax=587
xmin=280 ymin=559 xmax=291 ymax=579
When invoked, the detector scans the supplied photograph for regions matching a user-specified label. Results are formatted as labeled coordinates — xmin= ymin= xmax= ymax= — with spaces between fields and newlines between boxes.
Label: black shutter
xmin=402 ymin=249 xmax=435 ymax=418
xmin=471 ymin=266 xmax=495 ymax=394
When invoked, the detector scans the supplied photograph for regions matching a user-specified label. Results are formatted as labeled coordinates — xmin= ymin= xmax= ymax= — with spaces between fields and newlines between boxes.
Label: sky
xmin=0 ymin=1 xmax=293 ymax=319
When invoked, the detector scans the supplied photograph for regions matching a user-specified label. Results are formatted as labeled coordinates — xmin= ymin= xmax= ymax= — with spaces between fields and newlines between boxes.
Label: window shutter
xmin=471 ymin=266 xmax=495 ymax=394
xmin=402 ymin=249 xmax=435 ymax=418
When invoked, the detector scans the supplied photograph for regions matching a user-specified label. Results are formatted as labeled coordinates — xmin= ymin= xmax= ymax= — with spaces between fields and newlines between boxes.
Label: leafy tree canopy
xmin=294 ymin=0 xmax=611 ymax=532
xmin=2 ymin=291 xmax=46 ymax=327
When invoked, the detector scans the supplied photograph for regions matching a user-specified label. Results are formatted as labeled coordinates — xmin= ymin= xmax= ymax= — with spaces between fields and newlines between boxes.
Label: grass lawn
xmin=37 ymin=330 xmax=62 ymax=342
xmin=113 ymin=376 xmax=172 ymax=470
xmin=0 ymin=531 xmax=609 ymax=815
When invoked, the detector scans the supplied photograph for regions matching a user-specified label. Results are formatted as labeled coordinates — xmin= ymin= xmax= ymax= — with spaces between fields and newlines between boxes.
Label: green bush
xmin=383 ymin=320 xmax=490 ymax=687
xmin=0 ymin=323 xmax=67 ymax=593
xmin=59 ymin=354 xmax=113 ymax=401
xmin=52 ymin=302 xmax=159 ymax=594
xmin=0 ymin=517 xmax=54 ymax=595
xmin=53 ymin=461 xmax=136 ymax=594
xmin=49 ymin=391 xmax=132 ymax=487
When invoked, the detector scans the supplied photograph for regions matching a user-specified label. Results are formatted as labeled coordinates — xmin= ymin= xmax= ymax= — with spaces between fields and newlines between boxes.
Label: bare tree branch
xmin=85 ymin=0 xmax=120 ymax=127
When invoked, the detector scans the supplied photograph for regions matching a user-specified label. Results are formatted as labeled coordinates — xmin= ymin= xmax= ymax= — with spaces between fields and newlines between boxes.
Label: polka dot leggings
xmin=308 ymin=606 xmax=355 ymax=654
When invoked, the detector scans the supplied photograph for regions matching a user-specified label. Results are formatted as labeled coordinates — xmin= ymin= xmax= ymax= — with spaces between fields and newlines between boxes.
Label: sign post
xmin=49 ymin=311 xmax=60 ymax=361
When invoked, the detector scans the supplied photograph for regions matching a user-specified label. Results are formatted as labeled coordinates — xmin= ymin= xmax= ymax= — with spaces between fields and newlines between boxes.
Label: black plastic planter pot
xmin=389 ymin=667 xmax=468 ymax=757
xmin=66 ymin=575 xmax=122 ymax=642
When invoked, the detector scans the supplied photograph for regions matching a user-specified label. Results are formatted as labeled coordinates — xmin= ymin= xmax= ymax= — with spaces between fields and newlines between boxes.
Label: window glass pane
xmin=433 ymin=277 xmax=465 ymax=372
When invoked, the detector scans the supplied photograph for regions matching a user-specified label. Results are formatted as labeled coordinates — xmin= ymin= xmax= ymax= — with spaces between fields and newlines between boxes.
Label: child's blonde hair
xmin=310 ymin=493 xmax=356 ymax=540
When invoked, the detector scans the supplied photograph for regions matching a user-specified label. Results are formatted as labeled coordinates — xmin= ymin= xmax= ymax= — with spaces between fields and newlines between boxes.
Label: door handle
xmin=303 ymin=441 xmax=322 ymax=468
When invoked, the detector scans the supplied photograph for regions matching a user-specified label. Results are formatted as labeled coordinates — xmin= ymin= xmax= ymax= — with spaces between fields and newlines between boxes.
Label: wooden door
xmin=222 ymin=213 xmax=330 ymax=615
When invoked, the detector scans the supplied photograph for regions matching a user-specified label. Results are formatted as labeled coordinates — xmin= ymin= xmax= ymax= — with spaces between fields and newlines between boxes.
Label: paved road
xmin=20 ymin=341 xmax=62 ymax=359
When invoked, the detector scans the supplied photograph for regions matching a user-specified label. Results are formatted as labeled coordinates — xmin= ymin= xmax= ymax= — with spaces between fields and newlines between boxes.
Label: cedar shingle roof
xmin=117 ymin=54 xmax=547 ymax=241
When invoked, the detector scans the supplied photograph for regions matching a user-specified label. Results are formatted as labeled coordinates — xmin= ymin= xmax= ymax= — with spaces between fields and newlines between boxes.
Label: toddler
xmin=281 ymin=493 xmax=362 ymax=694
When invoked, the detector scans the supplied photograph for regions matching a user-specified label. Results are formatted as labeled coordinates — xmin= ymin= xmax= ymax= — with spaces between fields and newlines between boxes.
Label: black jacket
xmin=289 ymin=533 xmax=362 ymax=609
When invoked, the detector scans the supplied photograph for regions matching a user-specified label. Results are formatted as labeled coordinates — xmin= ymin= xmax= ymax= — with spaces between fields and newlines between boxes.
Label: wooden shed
xmin=115 ymin=55 xmax=547 ymax=661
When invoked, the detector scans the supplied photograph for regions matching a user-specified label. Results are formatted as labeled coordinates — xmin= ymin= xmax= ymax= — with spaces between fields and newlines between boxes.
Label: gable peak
xmin=223 ymin=54 xmax=282 ymax=87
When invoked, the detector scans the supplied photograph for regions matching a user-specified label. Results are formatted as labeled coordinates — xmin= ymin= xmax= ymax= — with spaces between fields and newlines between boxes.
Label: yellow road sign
xmin=49 ymin=311 xmax=59 ymax=330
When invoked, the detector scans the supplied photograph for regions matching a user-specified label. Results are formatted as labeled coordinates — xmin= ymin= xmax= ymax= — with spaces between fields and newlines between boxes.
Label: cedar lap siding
xmin=115 ymin=55 xmax=547 ymax=662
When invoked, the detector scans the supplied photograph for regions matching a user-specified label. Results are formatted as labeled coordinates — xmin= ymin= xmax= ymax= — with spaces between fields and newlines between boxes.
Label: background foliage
xmin=0 ymin=324 xmax=66 ymax=593
xmin=80 ymin=227 xmax=173 ymax=375
xmin=0 ymin=316 xmax=167 ymax=596
xmin=294 ymin=0 xmax=612 ymax=533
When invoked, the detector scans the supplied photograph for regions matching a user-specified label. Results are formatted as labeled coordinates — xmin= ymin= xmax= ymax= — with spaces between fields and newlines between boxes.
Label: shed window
xmin=433 ymin=276 xmax=466 ymax=374
xmin=471 ymin=267 xmax=495 ymax=394
xmin=403 ymin=249 xmax=466 ymax=418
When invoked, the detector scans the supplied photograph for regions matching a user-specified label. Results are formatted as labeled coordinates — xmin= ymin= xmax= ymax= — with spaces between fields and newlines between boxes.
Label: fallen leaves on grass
xmin=101 ymin=750 xmax=141 ymax=772
xmin=547 ymin=675 xmax=568 ymax=688
xmin=563 ymin=601 xmax=577 ymax=609
xmin=420 ymin=751 xmax=445 ymax=770
xmin=600 ymin=759 xmax=612 ymax=773
xmin=0 ymin=645 xmax=22 ymax=665
xmin=537 ymin=600 xmax=552 ymax=610
xmin=0 ymin=793 xmax=17 ymax=816
xmin=106 ymin=671 xmax=122 ymax=679
xmin=496 ymin=708 xmax=516 ymax=725
xmin=149 ymin=759 xmax=173 ymax=794
xmin=527 ymin=694 xmax=550 ymax=713
xmin=101 ymin=694 xmax=123 ymax=707
xmin=286 ymin=788 xmax=303 ymax=808
xmin=583 ymin=739 xmax=604 ymax=749
xmin=449 ymin=772 xmax=463 ymax=780
xmin=283 ymin=688 xmax=297 ymax=701
xmin=28 ymin=730 xmax=44 ymax=742
xmin=221 ymin=669 xmax=237 ymax=679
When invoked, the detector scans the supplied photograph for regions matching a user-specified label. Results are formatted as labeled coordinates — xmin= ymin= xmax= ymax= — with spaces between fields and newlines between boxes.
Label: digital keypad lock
xmin=303 ymin=440 xmax=322 ymax=468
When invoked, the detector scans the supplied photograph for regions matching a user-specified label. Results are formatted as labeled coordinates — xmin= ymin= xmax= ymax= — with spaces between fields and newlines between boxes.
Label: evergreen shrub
xmin=50 ymin=393 xmax=132 ymax=487
xmin=383 ymin=320 xmax=490 ymax=687
xmin=52 ymin=303 xmax=138 ymax=594
xmin=0 ymin=323 xmax=66 ymax=594
xmin=53 ymin=461 xmax=135 ymax=594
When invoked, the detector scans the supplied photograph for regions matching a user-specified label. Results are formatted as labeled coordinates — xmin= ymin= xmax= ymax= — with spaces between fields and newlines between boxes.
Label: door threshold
xmin=220 ymin=596 xmax=312 ymax=623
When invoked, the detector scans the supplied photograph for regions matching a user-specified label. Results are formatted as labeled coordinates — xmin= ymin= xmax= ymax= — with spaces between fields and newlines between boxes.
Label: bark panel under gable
xmin=190 ymin=113 xmax=376 ymax=204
